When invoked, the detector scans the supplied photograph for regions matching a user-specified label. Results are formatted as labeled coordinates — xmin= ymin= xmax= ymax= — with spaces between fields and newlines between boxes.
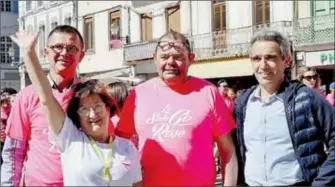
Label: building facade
xmin=124 ymin=0 xmax=295 ymax=88
xmin=16 ymin=1 xmax=333 ymax=90
xmin=293 ymin=1 xmax=334 ymax=92
xmin=1 ymin=0 xmax=20 ymax=91
xmin=76 ymin=1 xmax=136 ymax=84
xmin=17 ymin=0 xmax=76 ymax=89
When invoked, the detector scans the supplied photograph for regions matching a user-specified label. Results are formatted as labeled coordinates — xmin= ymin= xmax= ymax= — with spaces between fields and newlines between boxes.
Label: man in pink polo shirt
xmin=1 ymin=25 xmax=85 ymax=186
xmin=116 ymin=30 xmax=238 ymax=186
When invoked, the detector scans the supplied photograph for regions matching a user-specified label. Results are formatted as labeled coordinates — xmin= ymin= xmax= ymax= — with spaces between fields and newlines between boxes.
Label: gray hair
xmin=249 ymin=30 xmax=291 ymax=60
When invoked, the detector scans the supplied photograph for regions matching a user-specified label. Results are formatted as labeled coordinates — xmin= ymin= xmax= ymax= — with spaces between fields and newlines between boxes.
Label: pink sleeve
xmin=326 ymin=94 xmax=334 ymax=106
xmin=211 ymin=87 xmax=236 ymax=138
xmin=5 ymin=91 xmax=31 ymax=141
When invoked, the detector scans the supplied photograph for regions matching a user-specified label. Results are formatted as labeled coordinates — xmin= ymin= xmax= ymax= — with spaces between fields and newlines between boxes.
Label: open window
xmin=109 ymin=10 xmax=123 ymax=49
xmin=166 ymin=5 xmax=180 ymax=32
xmin=212 ymin=0 xmax=227 ymax=50
xmin=253 ymin=0 xmax=270 ymax=25
xmin=141 ymin=13 xmax=153 ymax=41
xmin=84 ymin=16 xmax=95 ymax=52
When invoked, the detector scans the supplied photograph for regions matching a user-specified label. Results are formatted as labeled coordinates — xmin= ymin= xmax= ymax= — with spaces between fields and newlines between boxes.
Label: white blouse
xmin=50 ymin=116 xmax=142 ymax=186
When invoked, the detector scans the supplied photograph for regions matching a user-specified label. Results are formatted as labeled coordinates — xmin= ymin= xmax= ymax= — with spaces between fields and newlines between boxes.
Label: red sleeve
xmin=115 ymin=90 xmax=136 ymax=139
xmin=211 ymin=87 xmax=236 ymax=138
xmin=5 ymin=90 xmax=31 ymax=141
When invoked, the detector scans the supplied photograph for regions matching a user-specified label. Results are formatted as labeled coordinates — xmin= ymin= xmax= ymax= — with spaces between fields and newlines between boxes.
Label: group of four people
xmin=1 ymin=25 xmax=333 ymax=186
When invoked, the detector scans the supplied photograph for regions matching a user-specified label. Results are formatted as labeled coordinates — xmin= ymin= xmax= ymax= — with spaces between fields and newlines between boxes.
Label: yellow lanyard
xmin=89 ymin=136 xmax=113 ymax=183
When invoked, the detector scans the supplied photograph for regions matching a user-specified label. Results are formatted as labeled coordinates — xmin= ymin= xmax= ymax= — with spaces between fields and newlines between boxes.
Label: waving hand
xmin=10 ymin=30 xmax=39 ymax=52
xmin=10 ymin=30 xmax=66 ymax=135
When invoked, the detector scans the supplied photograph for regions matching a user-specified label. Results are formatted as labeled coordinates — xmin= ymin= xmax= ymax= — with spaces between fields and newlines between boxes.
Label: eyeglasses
xmin=48 ymin=44 xmax=80 ymax=55
xmin=77 ymin=102 xmax=106 ymax=117
xmin=157 ymin=41 xmax=190 ymax=53
xmin=303 ymin=75 xmax=317 ymax=81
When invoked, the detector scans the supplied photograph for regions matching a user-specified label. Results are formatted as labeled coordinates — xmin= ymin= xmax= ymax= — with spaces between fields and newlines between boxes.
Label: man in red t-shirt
xmin=116 ymin=30 xmax=238 ymax=186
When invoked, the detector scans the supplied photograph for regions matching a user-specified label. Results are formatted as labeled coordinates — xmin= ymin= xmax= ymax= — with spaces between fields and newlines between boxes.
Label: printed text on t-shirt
xmin=146 ymin=104 xmax=192 ymax=142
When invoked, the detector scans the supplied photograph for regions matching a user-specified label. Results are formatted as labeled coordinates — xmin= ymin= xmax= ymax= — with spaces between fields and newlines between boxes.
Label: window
xmin=1 ymin=1 xmax=11 ymax=12
xmin=5 ymin=0 xmax=11 ymax=11
xmin=51 ymin=21 xmax=58 ymax=30
xmin=84 ymin=17 xmax=94 ymax=51
xmin=253 ymin=0 xmax=270 ymax=25
xmin=212 ymin=0 xmax=227 ymax=50
xmin=38 ymin=25 xmax=46 ymax=57
xmin=166 ymin=6 xmax=180 ymax=32
xmin=64 ymin=17 xmax=72 ymax=25
xmin=213 ymin=0 xmax=226 ymax=31
xmin=313 ymin=1 xmax=335 ymax=16
xmin=109 ymin=10 xmax=122 ymax=49
xmin=37 ymin=1 xmax=43 ymax=7
xmin=141 ymin=13 xmax=153 ymax=41
xmin=26 ymin=1 xmax=31 ymax=11
xmin=109 ymin=10 xmax=121 ymax=40
xmin=0 ymin=36 xmax=12 ymax=64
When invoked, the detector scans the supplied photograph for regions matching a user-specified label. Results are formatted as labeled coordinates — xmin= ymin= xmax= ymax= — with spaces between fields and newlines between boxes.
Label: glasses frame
xmin=157 ymin=41 xmax=190 ymax=53
xmin=48 ymin=44 xmax=80 ymax=55
xmin=303 ymin=75 xmax=318 ymax=81
xmin=77 ymin=102 xmax=106 ymax=117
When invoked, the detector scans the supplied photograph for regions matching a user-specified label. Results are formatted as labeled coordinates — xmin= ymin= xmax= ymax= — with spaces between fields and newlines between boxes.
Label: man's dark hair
xmin=155 ymin=29 xmax=192 ymax=53
xmin=47 ymin=25 xmax=84 ymax=49
xmin=217 ymin=79 xmax=228 ymax=86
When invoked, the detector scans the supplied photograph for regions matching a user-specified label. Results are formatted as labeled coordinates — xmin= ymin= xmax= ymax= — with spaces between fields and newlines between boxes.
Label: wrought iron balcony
xmin=124 ymin=21 xmax=292 ymax=62
xmin=292 ymin=14 xmax=335 ymax=47
xmin=191 ymin=21 xmax=293 ymax=61
xmin=124 ymin=40 xmax=158 ymax=62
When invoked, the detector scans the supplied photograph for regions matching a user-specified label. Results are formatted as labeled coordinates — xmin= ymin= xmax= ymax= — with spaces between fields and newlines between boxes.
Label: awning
xmin=188 ymin=58 xmax=253 ymax=79
xmin=82 ymin=68 xmax=144 ymax=84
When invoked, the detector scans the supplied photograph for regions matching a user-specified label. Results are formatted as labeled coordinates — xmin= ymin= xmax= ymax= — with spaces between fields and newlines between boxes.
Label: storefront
xmin=188 ymin=57 xmax=257 ymax=89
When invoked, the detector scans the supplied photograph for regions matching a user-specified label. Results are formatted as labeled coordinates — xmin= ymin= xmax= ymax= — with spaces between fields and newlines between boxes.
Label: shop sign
xmin=305 ymin=50 xmax=335 ymax=67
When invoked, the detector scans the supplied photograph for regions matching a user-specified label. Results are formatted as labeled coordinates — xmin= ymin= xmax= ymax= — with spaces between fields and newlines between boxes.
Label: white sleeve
xmin=129 ymin=141 xmax=142 ymax=183
xmin=48 ymin=115 xmax=83 ymax=152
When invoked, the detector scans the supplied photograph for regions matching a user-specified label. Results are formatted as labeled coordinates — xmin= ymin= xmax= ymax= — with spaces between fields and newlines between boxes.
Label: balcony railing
xmin=191 ymin=21 xmax=293 ymax=61
xmin=124 ymin=21 xmax=293 ymax=62
xmin=124 ymin=40 xmax=158 ymax=62
xmin=292 ymin=14 xmax=335 ymax=47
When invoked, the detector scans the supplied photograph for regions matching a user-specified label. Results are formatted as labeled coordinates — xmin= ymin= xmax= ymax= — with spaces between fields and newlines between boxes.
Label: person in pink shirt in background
xmin=1 ymin=25 xmax=85 ymax=186
xmin=217 ymin=79 xmax=234 ymax=113
xmin=116 ymin=30 xmax=238 ymax=186
xmin=1 ymin=90 xmax=14 ymax=165
xmin=1 ymin=92 xmax=12 ymax=142
xmin=326 ymin=82 xmax=334 ymax=107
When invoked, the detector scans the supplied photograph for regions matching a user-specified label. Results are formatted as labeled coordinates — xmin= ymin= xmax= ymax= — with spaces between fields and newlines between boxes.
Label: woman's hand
xmin=10 ymin=30 xmax=39 ymax=53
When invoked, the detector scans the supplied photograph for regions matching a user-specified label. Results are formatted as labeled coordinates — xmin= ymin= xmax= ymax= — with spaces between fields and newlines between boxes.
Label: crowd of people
xmin=0 ymin=25 xmax=334 ymax=186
